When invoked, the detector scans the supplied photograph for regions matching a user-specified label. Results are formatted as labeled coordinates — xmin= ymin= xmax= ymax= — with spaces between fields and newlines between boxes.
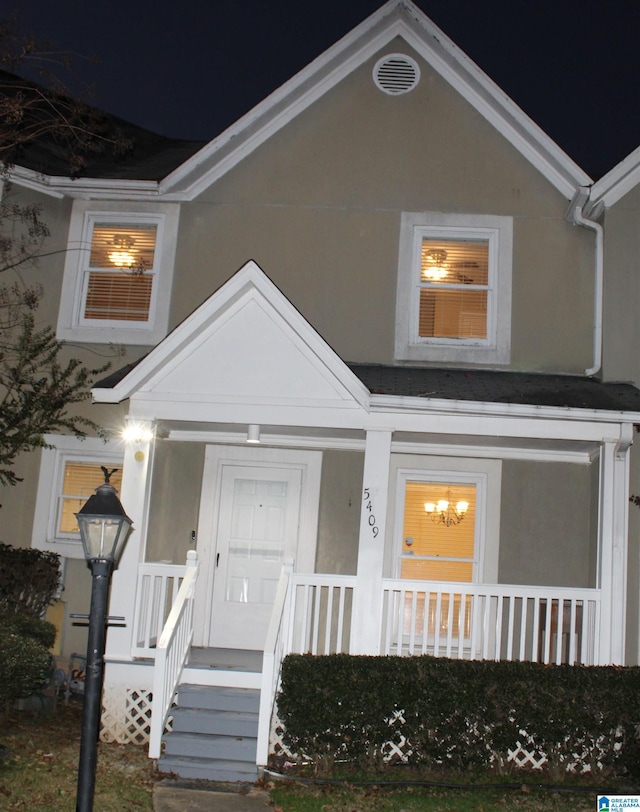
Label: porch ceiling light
xmin=424 ymin=489 xmax=469 ymax=527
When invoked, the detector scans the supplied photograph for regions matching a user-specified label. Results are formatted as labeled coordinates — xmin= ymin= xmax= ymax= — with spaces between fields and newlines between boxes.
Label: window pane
xmin=84 ymin=271 xmax=153 ymax=321
xmin=421 ymin=239 xmax=488 ymax=285
xmin=401 ymin=481 xmax=476 ymax=582
xmin=419 ymin=289 xmax=487 ymax=339
xmin=90 ymin=224 xmax=157 ymax=271
xmin=58 ymin=462 xmax=123 ymax=535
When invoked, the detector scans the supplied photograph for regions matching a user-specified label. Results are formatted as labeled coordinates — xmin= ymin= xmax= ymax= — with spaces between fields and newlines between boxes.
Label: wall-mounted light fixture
xmin=247 ymin=424 xmax=261 ymax=444
xmin=122 ymin=423 xmax=154 ymax=444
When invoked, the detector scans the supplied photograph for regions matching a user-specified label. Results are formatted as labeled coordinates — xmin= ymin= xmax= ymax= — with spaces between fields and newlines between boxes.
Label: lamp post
xmin=74 ymin=469 xmax=133 ymax=812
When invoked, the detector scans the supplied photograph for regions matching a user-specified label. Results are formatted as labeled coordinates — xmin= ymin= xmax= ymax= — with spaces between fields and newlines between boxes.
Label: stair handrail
xmin=148 ymin=550 xmax=199 ymax=759
xmin=256 ymin=560 xmax=294 ymax=768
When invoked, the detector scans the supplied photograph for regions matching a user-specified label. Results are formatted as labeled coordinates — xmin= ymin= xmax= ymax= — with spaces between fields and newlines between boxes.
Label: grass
xmin=270 ymin=780 xmax=601 ymax=811
xmin=0 ymin=699 xmax=157 ymax=811
xmin=0 ymin=699 xmax=619 ymax=812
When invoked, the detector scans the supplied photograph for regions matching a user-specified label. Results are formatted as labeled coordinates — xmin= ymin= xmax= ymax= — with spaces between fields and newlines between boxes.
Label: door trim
xmin=193 ymin=445 xmax=322 ymax=647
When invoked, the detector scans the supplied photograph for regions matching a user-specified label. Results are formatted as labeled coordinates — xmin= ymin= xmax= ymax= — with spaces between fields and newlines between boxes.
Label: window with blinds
xmin=57 ymin=461 xmax=123 ymax=536
xmin=81 ymin=223 xmax=158 ymax=323
xmin=401 ymin=481 xmax=477 ymax=582
xmin=418 ymin=238 xmax=489 ymax=340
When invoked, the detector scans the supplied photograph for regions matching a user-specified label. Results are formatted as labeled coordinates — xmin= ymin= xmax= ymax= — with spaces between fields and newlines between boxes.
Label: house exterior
xmin=4 ymin=0 xmax=640 ymax=775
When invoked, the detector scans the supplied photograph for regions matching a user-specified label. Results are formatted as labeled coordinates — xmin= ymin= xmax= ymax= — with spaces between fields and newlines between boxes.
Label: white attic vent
xmin=373 ymin=54 xmax=420 ymax=95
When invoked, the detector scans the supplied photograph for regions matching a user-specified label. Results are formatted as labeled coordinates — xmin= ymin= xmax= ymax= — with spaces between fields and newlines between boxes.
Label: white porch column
xmin=104 ymin=417 xmax=156 ymax=662
xmin=351 ymin=429 xmax=392 ymax=655
xmin=598 ymin=425 xmax=632 ymax=665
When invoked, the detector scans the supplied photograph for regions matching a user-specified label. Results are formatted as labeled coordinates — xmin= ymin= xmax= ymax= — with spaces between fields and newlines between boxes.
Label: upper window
xmin=57 ymin=201 xmax=180 ymax=345
xmin=395 ymin=212 xmax=512 ymax=365
xmin=32 ymin=435 xmax=124 ymax=559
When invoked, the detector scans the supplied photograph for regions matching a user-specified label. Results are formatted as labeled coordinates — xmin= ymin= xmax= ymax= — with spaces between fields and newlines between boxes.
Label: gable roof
xmin=10 ymin=1 xmax=591 ymax=201
xmin=160 ymin=0 xmax=591 ymax=202
xmin=92 ymin=260 xmax=370 ymax=416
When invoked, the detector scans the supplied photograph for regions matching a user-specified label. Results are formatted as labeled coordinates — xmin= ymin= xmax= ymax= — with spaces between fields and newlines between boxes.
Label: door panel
xmin=208 ymin=466 xmax=301 ymax=650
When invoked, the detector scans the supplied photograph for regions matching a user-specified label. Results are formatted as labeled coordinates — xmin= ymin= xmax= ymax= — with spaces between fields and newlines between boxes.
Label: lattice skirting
xmin=98 ymin=688 xmax=603 ymax=773
xmin=269 ymin=706 xmax=605 ymax=773
xmin=100 ymin=686 xmax=173 ymax=745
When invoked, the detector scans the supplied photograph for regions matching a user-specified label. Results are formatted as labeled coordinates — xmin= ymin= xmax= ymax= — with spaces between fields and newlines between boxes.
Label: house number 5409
xmin=363 ymin=488 xmax=379 ymax=538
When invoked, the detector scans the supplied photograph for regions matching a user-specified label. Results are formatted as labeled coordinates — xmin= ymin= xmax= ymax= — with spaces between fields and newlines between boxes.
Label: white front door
xmin=207 ymin=465 xmax=302 ymax=650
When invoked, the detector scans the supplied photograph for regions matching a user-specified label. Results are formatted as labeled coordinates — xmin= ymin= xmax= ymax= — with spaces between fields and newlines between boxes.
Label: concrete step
xmin=171 ymin=706 xmax=258 ymax=737
xmin=157 ymin=755 xmax=258 ymax=783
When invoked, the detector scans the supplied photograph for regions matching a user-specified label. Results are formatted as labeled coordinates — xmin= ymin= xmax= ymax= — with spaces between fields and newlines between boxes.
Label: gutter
xmin=568 ymin=189 xmax=603 ymax=377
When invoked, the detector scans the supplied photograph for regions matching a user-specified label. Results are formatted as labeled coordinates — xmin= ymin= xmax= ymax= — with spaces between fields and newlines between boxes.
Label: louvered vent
xmin=373 ymin=54 xmax=420 ymax=95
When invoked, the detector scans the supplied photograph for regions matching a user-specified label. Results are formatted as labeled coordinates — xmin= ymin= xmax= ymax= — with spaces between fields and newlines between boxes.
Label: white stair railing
xmin=148 ymin=550 xmax=198 ymax=759
xmin=257 ymin=562 xmax=293 ymax=768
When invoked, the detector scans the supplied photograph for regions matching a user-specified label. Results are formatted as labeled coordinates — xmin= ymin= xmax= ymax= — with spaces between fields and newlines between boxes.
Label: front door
xmin=206 ymin=465 xmax=302 ymax=650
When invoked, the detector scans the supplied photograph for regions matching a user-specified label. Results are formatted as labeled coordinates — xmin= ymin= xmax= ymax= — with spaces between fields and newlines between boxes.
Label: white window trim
xmin=395 ymin=211 xmax=513 ymax=365
xmin=32 ymin=435 xmax=124 ymax=559
xmin=57 ymin=200 xmax=180 ymax=345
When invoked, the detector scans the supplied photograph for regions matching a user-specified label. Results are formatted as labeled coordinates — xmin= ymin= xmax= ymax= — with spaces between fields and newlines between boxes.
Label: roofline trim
xmin=370 ymin=392 xmax=640 ymax=424
xmin=6 ymin=164 xmax=161 ymax=200
xmin=160 ymin=0 xmax=590 ymax=201
xmin=589 ymin=142 xmax=640 ymax=209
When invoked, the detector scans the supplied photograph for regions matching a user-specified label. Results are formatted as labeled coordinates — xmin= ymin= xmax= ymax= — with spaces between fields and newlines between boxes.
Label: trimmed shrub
xmin=277 ymin=654 xmax=640 ymax=779
xmin=0 ymin=630 xmax=52 ymax=703
xmin=0 ymin=543 xmax=60 ymax=617
xmin=0 ymin=613 xmax=56 ymax=649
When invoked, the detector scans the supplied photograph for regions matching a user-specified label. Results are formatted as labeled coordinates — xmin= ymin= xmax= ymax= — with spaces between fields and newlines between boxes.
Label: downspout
xmin=571 ymin=197 xmax=603 ymax=377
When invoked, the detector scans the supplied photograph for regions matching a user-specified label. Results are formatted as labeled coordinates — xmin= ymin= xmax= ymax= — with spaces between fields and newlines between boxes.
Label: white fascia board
xmin=6 ymin=165 xmax=161 ymax=200
xmin=589 ymin=144 xmax=640 ymax=210
xmin=162 ymin=0 xmax=590 ymax=202
xmin=126 ymin=392 xmax=620 ymax=444
xmin=370 ymin=392 xmax=640 ymax=426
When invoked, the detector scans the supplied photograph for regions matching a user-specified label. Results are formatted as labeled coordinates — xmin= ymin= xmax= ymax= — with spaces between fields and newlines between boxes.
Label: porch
xmin=129 ymin=556 xmax=602 ymax=768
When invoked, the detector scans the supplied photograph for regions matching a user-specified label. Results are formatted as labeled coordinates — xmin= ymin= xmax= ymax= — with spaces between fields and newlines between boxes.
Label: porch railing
xmin=381 ymin=579 xmax=601 ymax=665
xmin=132 ymin=561 xmax=187 ymax=657
xmin=148 ymin=551 xmax=198 ymax=760
xmin=256 ymin=570 xmax=356 ymax=767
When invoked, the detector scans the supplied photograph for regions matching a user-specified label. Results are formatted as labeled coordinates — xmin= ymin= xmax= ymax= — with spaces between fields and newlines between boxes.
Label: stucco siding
xmin=170 ymin=43 xmax=593 ymax=372
xmin=499 ymin=460 xmax=596 ymax=588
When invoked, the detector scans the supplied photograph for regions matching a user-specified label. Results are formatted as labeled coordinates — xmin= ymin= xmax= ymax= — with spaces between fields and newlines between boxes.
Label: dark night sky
xmin=9 ymin=1 xmax=640 ymax=180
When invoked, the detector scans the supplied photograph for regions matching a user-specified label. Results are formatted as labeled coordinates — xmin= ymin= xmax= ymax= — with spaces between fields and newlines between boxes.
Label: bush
xmin=0 ymin=630 xmax=52 ymax=703
xmin=277 ymin=654 xmax=640 ymax=779
xmin=0 ymin=613 xmax=56 ymax=649
xmin=0 ymin=543 xmax=60 ymax=617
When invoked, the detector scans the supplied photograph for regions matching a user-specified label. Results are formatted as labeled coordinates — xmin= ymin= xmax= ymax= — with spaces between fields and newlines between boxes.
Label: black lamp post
xmin=74 ymin=469 xmax=133 ymax=812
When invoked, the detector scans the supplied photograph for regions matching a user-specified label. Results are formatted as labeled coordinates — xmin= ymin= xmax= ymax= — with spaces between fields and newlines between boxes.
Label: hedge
xmin=277 ymin=654 xmax=640 ymax=779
